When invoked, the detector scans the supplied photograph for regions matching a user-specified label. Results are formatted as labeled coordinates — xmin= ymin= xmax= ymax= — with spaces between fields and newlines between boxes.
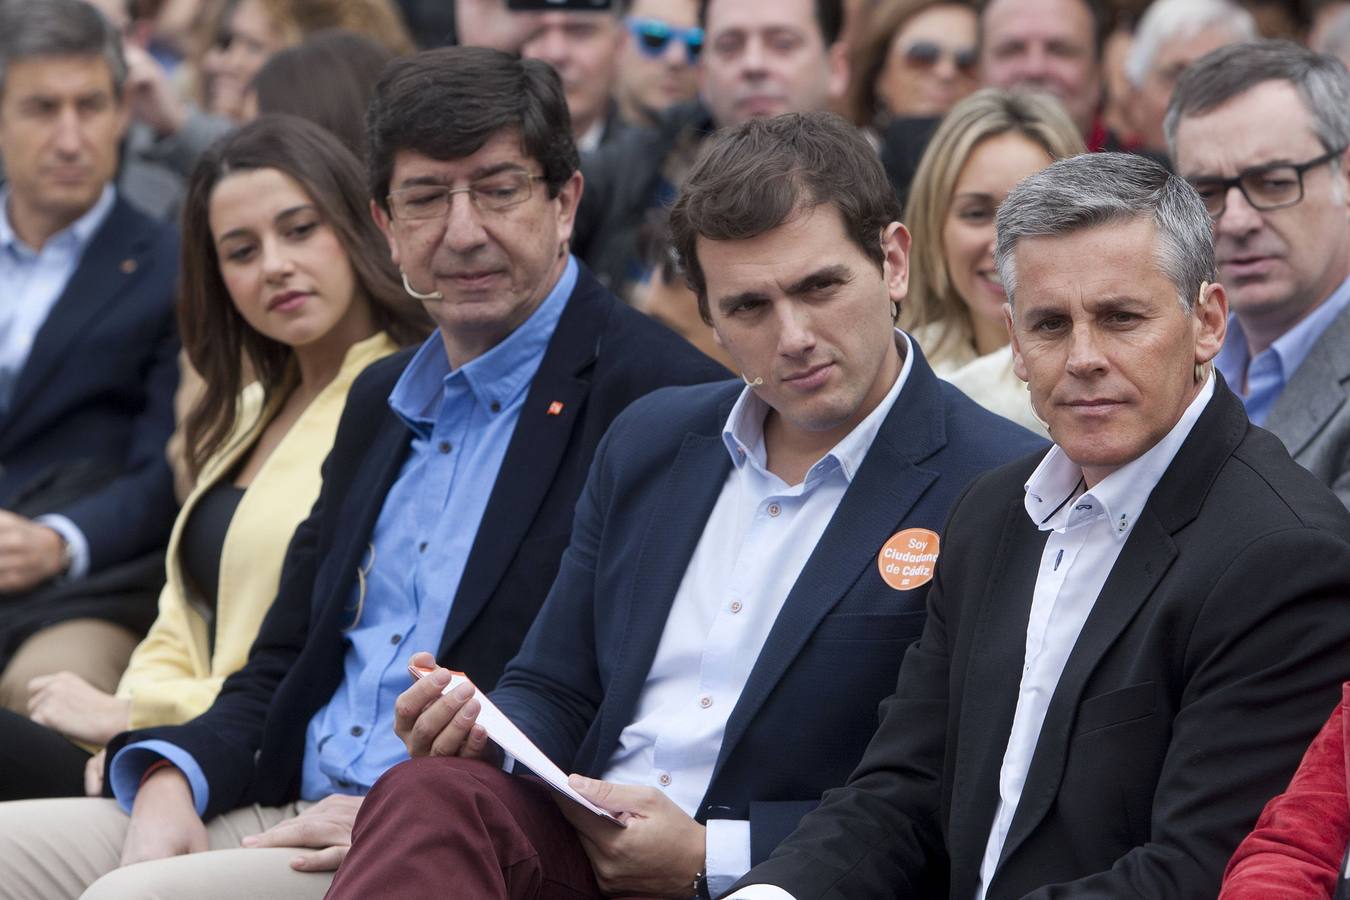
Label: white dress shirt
xmin=602 ymin=333 xmax=913 ymax=896
xmin=728 ymin=376 xmax=1215 ymax=900
xmin=973 ymin=374 xmax=1214 ymax=899
xmin=0 ymin=185 xmax=116 ymax=579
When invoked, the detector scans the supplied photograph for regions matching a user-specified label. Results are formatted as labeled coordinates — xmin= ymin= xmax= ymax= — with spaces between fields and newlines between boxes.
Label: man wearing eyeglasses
xmin=0 ymin=47 xmax=725 ymax=899
xmin=615 ymin=0 xmax=703 ymax=128
xmin=1170 ymin=40 xmax=1350 ymax=507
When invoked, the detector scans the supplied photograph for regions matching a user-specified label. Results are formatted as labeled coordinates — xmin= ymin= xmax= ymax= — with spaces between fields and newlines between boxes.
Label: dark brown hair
xmin=698 ymin=0 xmax=844 ymax=46
xmin=366 ymin=46 xmax=578 ymax=212
xmin=180 ymin=113 xmax=429 ymax=477
xmin=252 ymin=28 xmax=394 ymax=161
xmin=669 ymin=111 xmax=902 ymax=323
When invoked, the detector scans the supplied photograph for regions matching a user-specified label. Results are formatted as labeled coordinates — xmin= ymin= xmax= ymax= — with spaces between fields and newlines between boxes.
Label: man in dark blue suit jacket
xmin=327 ymin=112 xmax=1044 ymax=900
xmin=0 ymin=0 xmax=178 ymax=709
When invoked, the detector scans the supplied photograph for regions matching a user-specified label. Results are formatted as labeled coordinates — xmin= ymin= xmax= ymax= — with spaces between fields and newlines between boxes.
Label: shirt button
xmin=389 ymin=633 xmax=401 ymax=645
xmin=350 ymin=725 xmax=364 ymax=737
xmin=699 ymin=695 xmax=713 ymax=709
xmin=730 ymin=600 xmax=742 ymax=614
xmin=419 ymin=542 xmax=428 ymax=553
xmin=767 ymin=503 xmax=781 ymax=517
xmin=490 ymin=401 xmax=501 ymax=413
xmin=658 ymin=772 xmax=672 ymax=786
xmin=438 ymin=441 xmax=451 ymax=454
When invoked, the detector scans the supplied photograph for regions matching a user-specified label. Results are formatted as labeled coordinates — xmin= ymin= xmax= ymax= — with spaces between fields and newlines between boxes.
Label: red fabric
xmin=1220 ymin=683 xmax=1350 ymax=899
xmin=326 ymin=757 xmax=604 ymax=900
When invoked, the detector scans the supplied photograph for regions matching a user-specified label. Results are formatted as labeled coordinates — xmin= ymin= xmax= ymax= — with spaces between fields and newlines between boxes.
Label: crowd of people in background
xmin=0 ymin=0 xmax=1349 ymax=897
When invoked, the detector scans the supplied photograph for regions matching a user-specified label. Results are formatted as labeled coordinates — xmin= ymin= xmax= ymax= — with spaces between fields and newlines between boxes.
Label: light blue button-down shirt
xmin=0 ymin=185 xmax=116 ymax=578
xmin=602 ymin=332 xmax=913 ymax=895
xmin=1214 ymin=274 xmax=1350 ymax=426
xmin=110 ymin=257 xmax=577 ymax=815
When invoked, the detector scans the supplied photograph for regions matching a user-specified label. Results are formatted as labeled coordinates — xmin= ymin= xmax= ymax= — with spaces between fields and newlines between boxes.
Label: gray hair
xmin=994 ymin=152 xmax=1216 ymax=311
xmin=1164 ymin=40 xmax=1350 ymax=158
xmin=0 ymin=0 xmax=128 ymax=100
xmin=1124 ymin=0 xmax=1256 ymax=88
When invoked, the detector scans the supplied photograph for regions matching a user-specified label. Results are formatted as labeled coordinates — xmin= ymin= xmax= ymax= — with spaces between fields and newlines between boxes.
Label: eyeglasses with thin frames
xmin=387 ymin=171 xmax=548 ymax=221
xmin=1186 ymin=147 xmax=1347 ymax=220
xmin=625 ymin=17 xmax=704 ymax=64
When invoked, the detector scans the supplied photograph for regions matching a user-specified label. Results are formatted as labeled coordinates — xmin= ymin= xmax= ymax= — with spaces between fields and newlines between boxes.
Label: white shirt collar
xmin=1023 ymin=374 xmax=1215 ymax=540
xmin=721 ymin=329 xmax=915 ymax=484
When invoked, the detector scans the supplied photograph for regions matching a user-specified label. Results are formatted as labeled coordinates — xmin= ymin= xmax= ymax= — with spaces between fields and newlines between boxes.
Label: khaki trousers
xmin=0 ymin=797 xmax=333 ymax=900
xmin=0 ymin=619 xmax=141 ymax=715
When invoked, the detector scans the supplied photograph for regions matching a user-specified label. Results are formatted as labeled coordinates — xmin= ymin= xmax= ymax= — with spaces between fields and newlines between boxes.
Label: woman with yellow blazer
xmin=0 ymin=115 xmax=427 ymax=798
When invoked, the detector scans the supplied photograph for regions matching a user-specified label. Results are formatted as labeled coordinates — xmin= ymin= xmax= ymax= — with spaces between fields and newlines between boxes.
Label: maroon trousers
xmin=326 ymin=757 xmax=606 ymax=900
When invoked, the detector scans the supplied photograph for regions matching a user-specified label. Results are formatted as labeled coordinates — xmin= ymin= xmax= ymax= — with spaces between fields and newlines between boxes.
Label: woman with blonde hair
xmin=901 ymin=88 xmax=1085 ymax=432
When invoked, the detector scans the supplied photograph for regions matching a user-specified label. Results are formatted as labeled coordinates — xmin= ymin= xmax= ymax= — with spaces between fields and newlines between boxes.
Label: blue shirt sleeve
xmin=109 ymin=740 xmax=211 ymax=817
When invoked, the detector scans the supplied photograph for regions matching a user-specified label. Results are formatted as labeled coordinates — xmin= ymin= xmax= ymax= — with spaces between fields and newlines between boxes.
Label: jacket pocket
xmin=1074 ymin=681 xmax=1157 ymax=737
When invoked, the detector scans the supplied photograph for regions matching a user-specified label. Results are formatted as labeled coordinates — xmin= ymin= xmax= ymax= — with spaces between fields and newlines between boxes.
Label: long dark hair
xmin=180 ymin=113 xmax=429 ymax=478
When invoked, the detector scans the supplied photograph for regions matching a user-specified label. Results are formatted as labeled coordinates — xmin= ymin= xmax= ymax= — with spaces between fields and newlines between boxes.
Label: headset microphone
xmin=401 ymin=271 xmax=444 ymax=301
xmin=742 ymin=373 xmax=764 ymax=387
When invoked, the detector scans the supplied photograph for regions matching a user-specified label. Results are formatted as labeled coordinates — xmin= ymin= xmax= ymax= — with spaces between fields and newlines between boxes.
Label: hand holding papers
xmin=408 ymin=665 xmax=624 ymax=826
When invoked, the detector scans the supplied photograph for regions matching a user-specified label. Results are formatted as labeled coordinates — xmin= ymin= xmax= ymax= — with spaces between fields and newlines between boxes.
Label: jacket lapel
xmin=946 ymin=500 xmax=1045 ymax=900
xmin=587 ymin=414 xmax=734 ymax=769
xmin=990 ymin=379 xmax=1249 ymax=880
xmin=3 ymin=199 xmax=153 ymax=429
xmin=1263 ymin=302 xmax=1350 ymax=459
xmin=708 ymin=353 xmax=949 ymax=780
xmin=436 ymin=272 xmax=605 ymax=656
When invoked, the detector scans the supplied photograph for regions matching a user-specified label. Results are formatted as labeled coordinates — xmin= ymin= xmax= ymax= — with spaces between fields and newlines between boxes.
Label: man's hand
xmin=557 ymin=775 xmax=706 ymax=898
xmin=0 ymin=511 xmax=66 ymax=593
xmin=241 ymin=793 xmax=363 ymax=872
xmin=120 ymin=765 xmax=208 ymax=867
xmin=123 ymin=42 xmax=187 ymax=137
xmin=85 ymin=748 xmax=106 ymax=797
xmin=27 ymin=671 xmax=131 ymax=745
xmin=393 ymin=651 xmax=492 ymax=759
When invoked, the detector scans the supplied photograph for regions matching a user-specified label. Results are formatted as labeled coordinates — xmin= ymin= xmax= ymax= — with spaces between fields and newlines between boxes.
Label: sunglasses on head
xmin=626 ymin=17 xmax=704 ymax=64
xmin=902 ymin=40 xmax=978 ymax=76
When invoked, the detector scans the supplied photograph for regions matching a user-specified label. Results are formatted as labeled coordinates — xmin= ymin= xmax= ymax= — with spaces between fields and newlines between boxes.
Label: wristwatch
xmin=692 ymin=870 xmax=711 ymax=900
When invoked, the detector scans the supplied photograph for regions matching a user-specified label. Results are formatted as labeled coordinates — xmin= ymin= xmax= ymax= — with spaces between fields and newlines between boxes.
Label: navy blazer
xmin=0 ymin=194 xmax=179 ymax=571
xmin=491 ymin=344 xmax=1046 ymax=863
xmin=105 ymin=264 xmax=729 ymax=818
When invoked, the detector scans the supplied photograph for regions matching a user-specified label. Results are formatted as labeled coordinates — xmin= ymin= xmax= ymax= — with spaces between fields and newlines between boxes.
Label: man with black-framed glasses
xmin=0 ymin=46 xmax=725 ymax=899
xmin=1169 ymin=40 xmax=1350 ymax=507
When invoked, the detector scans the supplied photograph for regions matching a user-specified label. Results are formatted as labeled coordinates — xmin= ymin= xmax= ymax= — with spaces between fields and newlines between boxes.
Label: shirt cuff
xmin=706 ymin=819 xmax=752 ymax=897
xmin=109 ymin=740 xmax=210 ymax=817
xmin=722 ymin=887 xmax=799 ymax=900
xmin=35 ymin=514 xmax=89 ymax=580
xmin=729 ymin=885 xmax=799 ymax=900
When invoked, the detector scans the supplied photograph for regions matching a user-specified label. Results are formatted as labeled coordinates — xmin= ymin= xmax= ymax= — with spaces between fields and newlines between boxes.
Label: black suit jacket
xmin=106 ymin=266 xmax=728 ymax=818
xmin=735 ymin=378 xmax=1350 ymax=899
xmin=0 ymin=193 xmax=179 ymax=571
xmin=493 ymin=346 xmax=1045 ymax=863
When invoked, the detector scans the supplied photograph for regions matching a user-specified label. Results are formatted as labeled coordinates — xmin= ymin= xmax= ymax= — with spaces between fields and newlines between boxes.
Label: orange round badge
xmin=877 ymin=528 xmax=941 ymax=591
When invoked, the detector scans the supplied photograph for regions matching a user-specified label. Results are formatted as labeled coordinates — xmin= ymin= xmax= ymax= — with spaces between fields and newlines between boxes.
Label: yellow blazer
xmin=116 ymin=332 xmax=398 ymax=729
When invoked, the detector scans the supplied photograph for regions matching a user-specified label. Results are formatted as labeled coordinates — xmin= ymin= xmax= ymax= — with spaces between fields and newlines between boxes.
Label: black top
xmin=179 ymin=481 xmax=245 ymax=637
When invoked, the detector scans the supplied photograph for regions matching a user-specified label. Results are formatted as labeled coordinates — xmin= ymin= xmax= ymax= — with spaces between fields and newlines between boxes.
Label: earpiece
xmin=401 ymin=271 xmax=444 ymax=301
xmin=742 ymin=373 xmax=764 ymax=387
